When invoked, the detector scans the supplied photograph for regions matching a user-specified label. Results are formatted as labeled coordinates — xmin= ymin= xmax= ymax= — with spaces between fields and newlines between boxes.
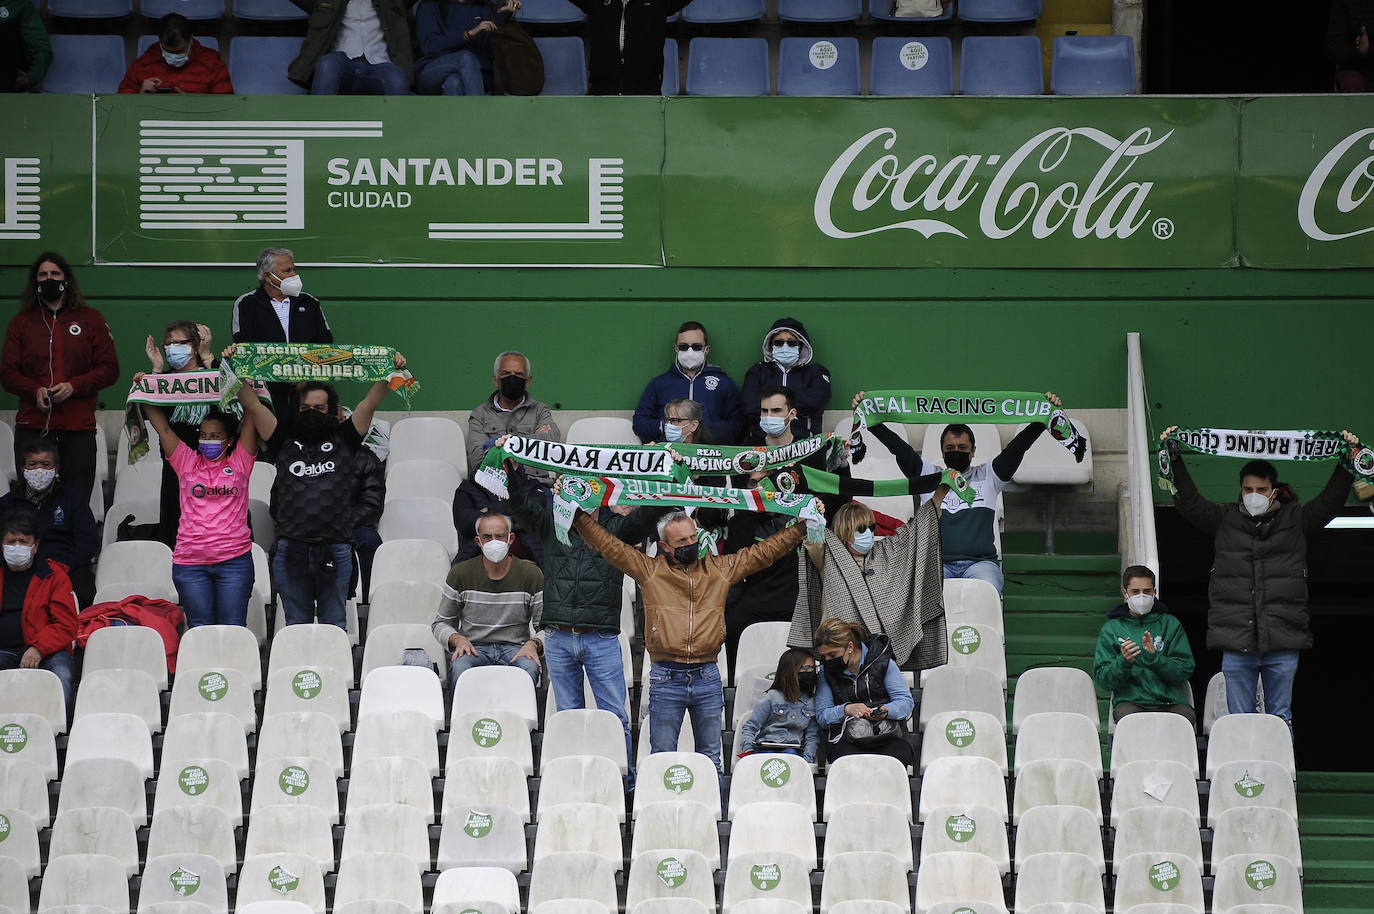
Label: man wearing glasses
xmin=632 ymin=321 xmax=744 ymax=445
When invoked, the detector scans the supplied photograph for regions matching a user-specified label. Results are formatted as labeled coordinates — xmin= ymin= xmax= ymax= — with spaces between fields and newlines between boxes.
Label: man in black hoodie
xmin=740 ymin=317 xmax=832 ymax=443
xmin=571 ymin=0 xmax=690 ymax=96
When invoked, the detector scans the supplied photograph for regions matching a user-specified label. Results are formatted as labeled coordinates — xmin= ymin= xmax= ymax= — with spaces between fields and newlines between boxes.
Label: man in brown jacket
xmin=573 ymin=506 xmax=811 ymax=776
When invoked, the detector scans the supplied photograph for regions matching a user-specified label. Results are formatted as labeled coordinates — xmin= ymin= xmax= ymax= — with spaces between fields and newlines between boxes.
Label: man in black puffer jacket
xmin=1165 ymin=428 xmax=1359 ymax=729
xmin=571 ymin=0 xmax=690 ymax=96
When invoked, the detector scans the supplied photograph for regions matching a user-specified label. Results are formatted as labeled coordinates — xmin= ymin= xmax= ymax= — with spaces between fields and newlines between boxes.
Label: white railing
xmin=1123 ymin=331 xmax=1161 ymax=587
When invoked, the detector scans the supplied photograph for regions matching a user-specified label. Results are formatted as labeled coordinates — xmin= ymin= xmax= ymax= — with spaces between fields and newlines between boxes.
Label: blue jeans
xmin=272 ymin=539 xmax=352 ymax=629
xmin=1222 ymin=649 xmax=1299 ymax=725
xmin=544 ymin=628 xmax=632 ymax=767
xmin=647 ymin=661 xmax=724 ymax=777
xmin=0 ymin=648 xmax=75 ymax=717
xmin=450 ymin=641 xmax=541 ymax=687
xmin=416 ymin=50 xmax=485 ymax=95
xmin=943 ymin=559 xmax=1004 ymax=593
xmin=311 ymin=52 xmax=411 ymax=95
xmin=173 ymin=551 xmax=255 ymax=628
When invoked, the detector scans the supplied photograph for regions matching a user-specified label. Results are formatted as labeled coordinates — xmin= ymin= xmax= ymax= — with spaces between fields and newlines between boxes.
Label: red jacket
xmin=0 ymin=559 xmax=78 ymax=657
xmin=1 ymin=304 xmax=120 ymax=432
xmin=76 ymin=597 xmax=185 ymax=672
xmin=117 ymin=39 xmax=233 ymax=94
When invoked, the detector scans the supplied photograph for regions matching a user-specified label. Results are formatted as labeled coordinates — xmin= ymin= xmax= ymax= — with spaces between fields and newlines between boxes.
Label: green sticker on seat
xmin=179 ymin=764 xmax=210 ymax=796
xmin=169 ymin=866 xmax=201 ymax=896
xmin=0 ymin=722 xmax=27 ymax=753
xmin=292 ymin=669 xmax=322 ymax=699
xmin=657 ymin=856 xmax=687 ymax=887
xmin=0 ymin=812 xmax=10 ymax=842
xmin=268 ymin=865 xmax=300 ymax=894
xmin=279 ymin=765 xmax=310 ymax=796
xmin=760 ymin=757 xmax=791 ymax=788
xmin=764 ymin=671 xmax=775 ymax=679
xmin=945 ymin=716 xmax=976 ymax=747
xmin=1149 ymin=860 xmax=1181 ymax=891
xmin=198 ymin=671 xmax=229 ymax=701
xmin=664 ymin=763 xmax=695 ymax=793
xmin=471 ymin=717 xmax=502 ymax=747
xmin=951 ymin=625 xmax=981 ymax=654
xmin=750 ymin=863 xmax=781 ymax=891
xmin=945 ymin=814 xmax=976 ymax=843
xmin=464 ymin=810 xmax=493 ymax=838
xmin=1245 ymin=859 xmax=1277 ymax=890
xmin=1234 ymin=770 xmax=1265 ymax=798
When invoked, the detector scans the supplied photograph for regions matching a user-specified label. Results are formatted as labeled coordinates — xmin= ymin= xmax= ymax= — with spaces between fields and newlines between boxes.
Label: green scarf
xmin=792 ymin=465 xmax=977 ymax=506
xmin=476 ymin=437 xmax=690 ymax=500
xmin=852 ymin=389 xmax=1086 ymax=462
xmin=552 ymin=475 xmax=826 ymax=546
xmin=220 ymin=343 xmax=418 ymax=408
xmin=1158 ymin=427 xmax=1373 ymax=493
xmin=124 ymin=371 xmax=271 ymax=464
xmin=668 ymin=435 xmax=845 ymax=476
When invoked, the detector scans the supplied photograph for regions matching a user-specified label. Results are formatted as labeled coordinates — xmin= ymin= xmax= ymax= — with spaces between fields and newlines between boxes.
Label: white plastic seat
xmin=729 ymin=664 xmax=775 ymax=731
xmin=920 ymin=667 xmax=1006 ymax=729
xmin=0 ymin=713 xmax=57 ymax=781
xmin=1012 ymin=759 xmax=1101 ymax=825
xmin=1111 ymin=852 xmax=1203 ymax=913
xmin=566 ymin=417 xmax=638 ymax=446
xmin=83 ymin=625 xmax=169 ymax=689
xmin=235 ymin=854 xmax=326 ymax=914
xmin=1206 ymin=714 xmax=1295 ymax=780
xmin=1014 ymin=852 xmax=1105 ymax=913
xmin=239 ymin=905 xmax=316 ymax=914
xmin=262 ymin=667 xmax=351 ymax=733
xmin=93 ymin=581 xmax=176 ymax=606
xmin=357 ymin=666 xmax=446 ymax=730
xmin=1014 ymin=805 xmax=1104 ymax=874
xmin=152 ymin=759 xmax=242 ymax=826
xmin=920 ymin=804 xmax=1010 ymax=874
xmin=245 ymin=805 xmax=335 ymax=873
xmin=626 ymin=848 xmax=716 ymax=912
xmin=542 ymin=709 xmax=630 ymax=775
xmin=921 ymin=711 xmax=1008 ymax=774
xmin=918 ymin=757 xmax=1007 ymax=822
xmin=0 ymin=856 xmax=29 ymax=913
xmin=442 ymin=758 xmax=530 ymax=824
xmin=914 ymin=851 xmax=1007 ymax=914
xmin=1017 ymin=905 xmax=1103 ymax=914
xmin=335 ymin=903 xmax=415 ymax=914
xmin=728 ymin=801 xmax=816 ymax=868
xmin=379 ymin=497 xmax=459 ymax=560
xmin=942 ymin=578 xmax=1004 ymax=631
xmin=1011 ymin=668 xmax=1099 ymax=734
xmin=1110 ymin=712 xmax=1198 ymax=778
xmin=1014 ymin=712 xmax=1102 ymax=778
xmin=332 ymin=853 xmax=424 ymax=914
xmin=721 ymin=851 xmax=812 ymax=914
xmin=1211 ymin=807 xmax=1302 ymax=875
xmin=830 ymin=903 xmax=905 ymax=914
xmin=111 ymin=459 xmax=163 ymax=504
xmin=637 ymin=718 xmax=697 ymax=766
xmin=361 ymin=625 xmax=448 ymax=685
xmin=177 ymin=625 xmax=262 ymax=690
xmin=1202 ymin=670 xmax=1268 ymax=735
xmin=347 ymin=757 xmax=435 ymax=822
xmin=56 ymin=758 xmax=147 ymax=826
xmin=1008 ymin=421 xmax=1094 ymax=486
xmin=248 ymin=461 xmax=276 ymax=501
xmin=1207 ymin=760 xmax=1298 ymax=828
xmin=1109 ymin=760 xmax=1199 ymax=827
xmin=139 ymin=853 xmax=228 ymax=914
xmin=365 ymin=581 xmax=444 ymax=633
xmin=431 ymin=866 xmax=521 ymax=913
xmin=823 ymin=754 xmax=911 ymax=822
xmin=384 ymin=459 xmax=461 ymax=502
xmin=527 ymin=853 xmax=619 ymax=909
xmin=628 ymin=901 xmax=713 ymax=914
xmin=729 ymin=902 xmax=809 ymax=914
xmin=36 ymin=854 xmax=129 ymax=913
xmin=0 ymin=807 xmax=40 ymax=878
xmin=168 ymin=669 xmax=257 ymax=734
xmin=268 ymin=624 xmax=355 ymax=688
xmin=447 ymin=711 xmax=534 ymax=775
xmin=823 ymin=802 xmax=912 ymax=870
xmin=0 ymin=757 xmax=49 ymax=828
xmin=1211 ymin=854 xmax=1303 ymax=913
xmin=100 ymin=497 xmax=161 ymax=548
xmin=353 ymin=710 xmax=440 ymax=776
xmin=436 ymin=804 xmax=528 ymax=873
xmin=258 ymin=713 xmax=343 ymax=777
xmin=162 ymin=714 xmax=250 ymax=775
xmin=537 ymin=755 xmax=625 ymax=822
xmin=369 ymin=539 xmax=453 ymax=591
xmin=65 ymin=713 xmax=152 ymax=778
xmin=443 ymin=903 xmax=521 ymax=914
xmin=939 ymin=623 xmax=1007 ymax=685
xmin=251 ymin=756 xmax=340 ymax=823
xmin=634 ymin=752 xmax=721 ymax=820
xmin=389 ymin=417 xmax=467 ymax=477
xmin=734 ymin=622 xmax=792 ymax=682
xmin=630 ymin=801 xmax=721 ymax=870
xmin=532 ymin=802 xmax=624 ymax=870
xmin=0 ymin=669 xmax=67 ymax=734
xmin=728 ymin=753 xmax=815 ymax=820
xmin=94 ymin=540 xmax=174 ymax=593
xmin=73 ymin=670 xmax=161 ymax=733
xmin=146 ymin=806 xmax=236 ymax=874
xmin=341 ymin=804 xmax=431 ymax=871
xmin=1113 ymin=805 xmax=1202 ymax=872
xmin=820 ymin=851 xmax=910 ymax=913
xmin=451 ymin=666 xmax=539 ymax=729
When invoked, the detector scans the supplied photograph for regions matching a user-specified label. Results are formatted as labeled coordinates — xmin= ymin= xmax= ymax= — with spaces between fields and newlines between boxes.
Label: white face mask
xmin=162 ymin=50 xmax=190 ymax=68
xmin=771 ymin=342 xmax=800 ymax=366
xmin=3 ymin=544 xmax=34 ymax=571
xmin=23 ymin=467 xmax=56 ymax=491
xmin=663 ymin=421 xmax=685 ymax=443
xmin=1242 ymin=492 xmax=1272 ymax=516
xmin=1126 ymin=593 xmax=1155 ymax=616
xmin=677 ymin=348 xmax=705 ymax=371
xmin=273 ymin=272 xmax=303 ymax=297
xmin=480 ymin=539 xmax=510 ymax=563
xmin=164 ymin=343 xmax=194 ymax=369
xmin=850 ymin=528 xmax=875 ymax=555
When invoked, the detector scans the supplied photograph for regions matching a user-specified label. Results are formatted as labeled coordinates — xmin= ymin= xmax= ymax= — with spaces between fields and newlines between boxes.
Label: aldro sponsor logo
xmin=192 ymin=482 xmax=242 ymax=499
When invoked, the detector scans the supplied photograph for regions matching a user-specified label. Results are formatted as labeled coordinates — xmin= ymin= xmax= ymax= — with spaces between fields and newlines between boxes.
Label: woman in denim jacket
xmin=737 ymin=648 xmax=820 ymax=764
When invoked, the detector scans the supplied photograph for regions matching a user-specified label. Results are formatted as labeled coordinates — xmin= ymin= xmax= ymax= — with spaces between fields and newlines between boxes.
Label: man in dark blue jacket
xmin=0 ymin=439 xmax=98 ymax=605
xmin=740 ymin=317 xmax=832 ymax=442
xmin=632 ymin=321 xmax=744 ymax=444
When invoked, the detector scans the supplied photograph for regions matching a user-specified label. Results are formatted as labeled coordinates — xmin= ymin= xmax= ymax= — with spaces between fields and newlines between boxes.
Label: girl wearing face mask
xmin=809 ymin=618 xmax=914 ymax=765
xmin=141 ymin=402 xmax=259 ymax=628
xmin=740 ymin=317 xmax=832 ymax=442
xmin=736 ymin=648 xmax=821 ymax=763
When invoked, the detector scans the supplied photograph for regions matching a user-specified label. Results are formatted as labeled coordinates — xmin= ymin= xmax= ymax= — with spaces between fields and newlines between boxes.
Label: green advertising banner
xmin=0 ymin=95 xmax=93 ymax=267
xmin=92 ymin=95 xmax=662 ymax=266
xmin=662 ymin=97 xmax=1240 ymax=268
xmin=1239 ymin=96 xmax=1374 ymax=268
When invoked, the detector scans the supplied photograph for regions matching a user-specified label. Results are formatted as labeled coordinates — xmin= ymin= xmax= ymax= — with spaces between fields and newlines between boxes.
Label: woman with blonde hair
xmin=811 ymin=617 xmax=915 ymax=764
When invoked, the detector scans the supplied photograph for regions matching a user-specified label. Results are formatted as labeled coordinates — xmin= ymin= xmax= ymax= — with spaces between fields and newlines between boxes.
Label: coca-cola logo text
xmin=1297 ymin=128 xmax=1374 ymax=242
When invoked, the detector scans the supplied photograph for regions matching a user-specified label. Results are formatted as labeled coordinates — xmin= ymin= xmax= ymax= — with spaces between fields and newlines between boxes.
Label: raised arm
xmin=142 ymin=403 xmax=183 ymax=459
xmin=572 ymin=509 xmax=655 ymax=582
xmin=1161 ymin=426 xmax=1224 ymax=535
xmin=724 ymin=521 xmax=807 ymax=584
xmin=992 ymin=391 xmax=1061 ymax=482
xmin=351 ymin=351 xmax=406 ymax=437
xmin=1301 ymin=432 xmax=1360 ymax=535
xmin=233 ymin=354 xmax=279 ymax=442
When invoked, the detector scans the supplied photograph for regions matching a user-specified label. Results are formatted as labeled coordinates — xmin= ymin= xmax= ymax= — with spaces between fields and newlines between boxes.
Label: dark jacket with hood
xmin=632 ymin=362 xmax=745 ymax=445
xmin=1171 ymin=454 xmax=1353 ymax=653
xmin=570 ymin=0 xmax=691 ymax=96
xmin=1092 ymin=599 xmax=1194 ymax=710
xmin=741 ymin=317 xmax=832 ymax=442
xmin=286 ymin=0 xmax=414 ymax=89
xmin=0 ymin=483 xmax=98 ymax=573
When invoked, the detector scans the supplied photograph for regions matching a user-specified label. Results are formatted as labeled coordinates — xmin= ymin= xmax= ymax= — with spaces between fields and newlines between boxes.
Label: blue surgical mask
xmin=163 ymin=50 xmax=190 ymax=68
xmin=851 ymin=528 xmax=875 ymax=555
xmin=198 ymin=440 xmax=225 ymax=460
xmin=772 ymin=342 xmax=800 ymax=367
xmin=663 ymin=422 xmax=685 ymax=442
xmin=759 ymin=416 xmax=788 ymax=437
xmin=165 ymin=343 xmax=194 ymax=369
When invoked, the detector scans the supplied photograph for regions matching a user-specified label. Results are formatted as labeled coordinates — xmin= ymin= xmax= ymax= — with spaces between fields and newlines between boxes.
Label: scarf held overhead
xmin=220 ymin=343 xmax=418 ymax=408
xmin=792 ymin=465 xmax=976 ymax=506
xmin=668 ymin=435 xmax=845 ymax=476
xmin=852 ymin=389 xmax=1086 ymax=462
xmin=124 ymin=371 xmax=271 ymax=464
xmin=1157 ymin=427 xmax=1374 ymax=493
xmin=476 ymin=437 xmax=691 ymax=500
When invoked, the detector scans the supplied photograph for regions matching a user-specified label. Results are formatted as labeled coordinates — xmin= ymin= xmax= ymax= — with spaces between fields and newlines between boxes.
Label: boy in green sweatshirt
xmin=1093 ymin=564 xmax=1197 ymax=728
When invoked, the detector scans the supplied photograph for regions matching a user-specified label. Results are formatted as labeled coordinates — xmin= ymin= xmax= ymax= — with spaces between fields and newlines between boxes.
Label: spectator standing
xmin=811 ymin=618 xmax=914 ymax=766
xmin=1327 ymin=0 xmax=1374 ymax=92
xmin=231 ymin=247 xmax=333 ymax=414
xmin=1092 ymin=564 xmax=1196 ymax=727
xmin=0 ymin=440 xmax=98 ymax=606
xmin=571 ymin=0 xmax=689 ymax=95
xmin=0 ymin=0 xmax=50 ymax=92
xmin=117 ymin=14 xmax=233 ymax=94
xmin=288 ymin=0 xmax=413 ymax=94
xmin=735 ymin=648 xmax=820 ymax=763
xmin=414 ymin=0 xmax=520 ymax=95
xmin=632 ymin=321 xmax=744 ymax=445
xmin=740 ymin=318 xmax=831 ymax=442
xmin=0 ymin=512 xmax=77 ymax=713
xmin=433 ymin=512 xmax=543 ymax=685
xmin=1 ymin=252 xmax=119 ymax=506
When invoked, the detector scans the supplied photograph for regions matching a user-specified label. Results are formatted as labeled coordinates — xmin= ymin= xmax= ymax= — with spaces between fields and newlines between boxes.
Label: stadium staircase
xmin=1297 ymin=773 xmax=1374 ymax=914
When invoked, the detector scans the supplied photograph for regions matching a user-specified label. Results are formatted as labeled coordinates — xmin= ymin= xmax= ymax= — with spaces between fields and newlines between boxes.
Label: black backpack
xmin=488 ymin=20 xmax=544 ymax=95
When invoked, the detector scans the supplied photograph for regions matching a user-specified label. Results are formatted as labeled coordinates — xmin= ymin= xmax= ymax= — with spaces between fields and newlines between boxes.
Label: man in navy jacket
xmin=632 ymin=321 xmax=744 ymax=445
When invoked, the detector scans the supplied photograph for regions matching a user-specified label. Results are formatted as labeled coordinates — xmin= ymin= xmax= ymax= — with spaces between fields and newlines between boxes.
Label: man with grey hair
xmin=232 ymin=246 xmax=333 ymax=411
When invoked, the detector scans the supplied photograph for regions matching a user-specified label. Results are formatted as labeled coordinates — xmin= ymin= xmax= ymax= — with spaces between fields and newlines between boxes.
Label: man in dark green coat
xmin=287 ymin=0 xmax=413 ymax=94
xmin=1093 ymin=564 xmax=1196 ymax=727
xmin=0 ymin=0 xmax=50 ymax=92
xmin=1164 ymin=427 xmax=1360 ymax=728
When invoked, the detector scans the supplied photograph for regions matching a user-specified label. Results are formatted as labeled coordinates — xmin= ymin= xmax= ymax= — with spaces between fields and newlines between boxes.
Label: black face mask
xmin=822 ymin=655 xmax=847 ymax=676
xmin=942 ymin=450 xmax=972 ymax=472
xmin=499 ymin=375 xmax=527 ymax=402
xmin=295 ymin=409 xmax=333 ymax=441
xmin=797 ymin=671 xmax=818 ymax=693
xmin=671 ymin=543 xmax=698 ymax=567
xmin=36 ymin=279 xmax=66 ymax=304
